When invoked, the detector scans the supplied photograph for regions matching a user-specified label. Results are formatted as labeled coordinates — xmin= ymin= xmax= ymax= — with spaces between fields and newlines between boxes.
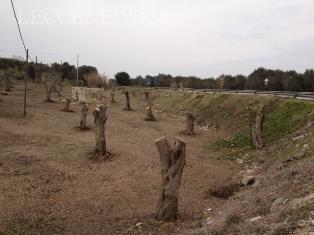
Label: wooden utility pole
xmin=23 ymin=49 xmax=28 ymax=116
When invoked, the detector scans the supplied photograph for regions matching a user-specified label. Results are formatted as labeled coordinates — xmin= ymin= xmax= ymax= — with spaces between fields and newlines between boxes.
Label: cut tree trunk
xmin=155 ymin=137 xmax=186 ymax=222
xmin=45 ymin=89 xmax=56 ymax=103
xmin=78 ymin=102 xmax=89 ymax=130
xmin=183 ymin=111 xmax=195 ymax=135
xmin=93 ymin=105 xmax=109 ymax=159
xmin=62 ymin=97 xmax=71 ymax=112
xmin=144 ymin=91 xmax=149 ymax=100
xmin=248 ymin=105 xmax=264 ymax=149
xmin=145 ymin=104 xmax=155 ymax=121
xmin=123 ymin=90 xmax=132 ymax=111
xmin=4 ymin=78 xmax=11 ymax=92
xmin=110 ymin=92 xmax=115 ymax=103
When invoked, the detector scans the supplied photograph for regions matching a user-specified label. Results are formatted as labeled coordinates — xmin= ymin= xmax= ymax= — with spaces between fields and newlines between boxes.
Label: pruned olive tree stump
xmin=248 ymin=105 xmax=264 ymax=149
xmin=123 ymin=90 xmax=132 ymax=111
xmin=155 ymin=137 xmax=186 ymax=222
xmin=145 ymin=104 xmax=155 ymax=121
xmin=42 ymin=73 xmax=61 ymax=103
xmin=183 ymin=111 xmax=195 ymax=135
xmin=93 ymin=105 xmax=110 ymax=159
xmin=62 ymin=97 xmax=72 ymax=112
xmin=76 ymin=102 xmax=89 ymax=130
xmin=110 ymin=92 xmax=115 ymax=103
xmin=144 ymin=91 xmax=150 ymax=100
xmin=4 ymin=78 xmax=11 ymax=92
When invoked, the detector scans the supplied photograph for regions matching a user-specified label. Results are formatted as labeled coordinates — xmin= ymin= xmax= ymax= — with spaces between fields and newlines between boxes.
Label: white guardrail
xmin=152 ymin=87 xmax=314 ymax=101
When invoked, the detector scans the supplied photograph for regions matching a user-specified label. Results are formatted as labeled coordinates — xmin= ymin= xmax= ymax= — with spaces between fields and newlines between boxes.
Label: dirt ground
xmin=0 ymin=82 xmax=238 ymax=234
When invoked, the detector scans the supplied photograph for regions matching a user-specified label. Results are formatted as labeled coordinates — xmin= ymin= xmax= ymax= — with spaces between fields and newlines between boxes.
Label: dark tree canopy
xmin=52 ymin=62 xmax=76 ymax=81
xmin=78 ymin=65 xmax=98 ymax=85
xmin=1 ymin=57 xmax=314 ymax=91
xmin=115 ymin=72 xmax=131 ymax=86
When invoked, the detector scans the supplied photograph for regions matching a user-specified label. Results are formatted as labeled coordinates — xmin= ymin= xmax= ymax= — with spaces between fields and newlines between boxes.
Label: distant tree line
xmin=1 ymin=58 xmax=314 ymax=91
xmin=130 ymin=68 xmax=314 ymax=92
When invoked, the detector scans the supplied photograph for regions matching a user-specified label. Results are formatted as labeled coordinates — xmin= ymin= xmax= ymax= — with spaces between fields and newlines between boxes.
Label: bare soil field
xmin=0 ymin=82 xmax=237 ymax=234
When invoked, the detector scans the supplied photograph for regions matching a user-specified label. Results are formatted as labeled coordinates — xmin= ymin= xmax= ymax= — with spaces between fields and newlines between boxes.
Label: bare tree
xmin=144 ymin=90 xmax=150 ymax=100
xmin=0 ymin=69 xmax=13 ymax=92
xmin=123 ymin=90 xmax=132 ymax=111
xmin=76 ymin=102 xmax=89 ymax=130
xmin=84 ymin=72 xmax=105 ymax=88
xmin=110 ymin=92 xmax=115 ymax=103
xmin=155 ymin=137 xmax=186 ymax=222
xmin=93 ymin=105 xmax=109 ymax=159
xmin=248 ymin=105 xmax=264 ymax=149
xmin=42 ymin=72 xmax=62 ymax=102
xmin=183 ymin=111 xmax=195 ymax=135
xmin=145 ymin=103 xmax=155 ymax=121
xmin=62 ymin=97 xmax=72 ymax=112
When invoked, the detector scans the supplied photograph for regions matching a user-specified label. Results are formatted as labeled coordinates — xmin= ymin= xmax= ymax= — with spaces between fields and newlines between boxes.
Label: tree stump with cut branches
xmin=155 ymin=136 xmax=186 ymax=222
xmin=145 ymin=104 xmax=155 ymax=121
xmin=144 ymin=91 xmax=150 ymax=100
xmin=110 ymin=92 xmax=115 ymax=103
xmin=93 ymin=105 xmax=110 ymax=159
xmin=62 ymin=97 xmax=71 ymax=112
xmin=4 ymin=78 xmax=11 ymax=92
xmin=248 ymin=105 xmax=264 ymax=149
xmin=183 ymin=111 xmax=195 ymax=135
xmin=76 ymin=102 xmax=89 ymax=130
xmin=123 ymin=90 xmax=132 ymax=111
xmin=42 ymin=72 xmax=61 ymax=103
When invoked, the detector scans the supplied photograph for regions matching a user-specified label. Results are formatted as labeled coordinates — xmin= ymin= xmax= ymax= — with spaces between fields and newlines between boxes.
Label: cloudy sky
xmin=1 ymin=0 xmax=314 ymax=78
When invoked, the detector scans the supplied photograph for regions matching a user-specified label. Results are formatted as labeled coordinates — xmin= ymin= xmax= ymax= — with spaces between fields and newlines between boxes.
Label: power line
xmin=10 ymin=0 xmax=34 ymax=63
xmin=10 ymin=0 xmax=27 ymax=53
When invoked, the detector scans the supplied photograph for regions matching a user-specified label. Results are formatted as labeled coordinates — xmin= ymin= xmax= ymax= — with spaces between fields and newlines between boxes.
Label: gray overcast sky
xmin=1 ymin=0 xmax=314 ymax=78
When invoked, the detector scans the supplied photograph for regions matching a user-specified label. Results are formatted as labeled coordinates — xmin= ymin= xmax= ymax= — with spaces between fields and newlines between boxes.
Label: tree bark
xmin=4 ymin=78 xmax=11 ymax=92
xmin=46 ymin=91 xmax=54 ymax=102
xmin=93 ymin=105 xmax=109 ymax=159
xmin=144 ymin=91 xmax=149 ymax=100
xmin=248 ymin=105 xmax=264 ymax=149
xmin=45 ymin=86 xmax=55 ymax=102
xmin=62 ymin=97 xmax=71 ymax=112
xmin=110 ymin=92 xmax=115 ymax=103
xmin=145 ymin=104 xmax=155 ymax=121
xmin=123 ymin=90 xmax=132 ymax=111
xmin=183 ymin=111 xmax=195 ymax=135
xmin=155 ymin=137 xmax=186 ymax=222
xmin=78 ymin=102 xmax=89 ymax=130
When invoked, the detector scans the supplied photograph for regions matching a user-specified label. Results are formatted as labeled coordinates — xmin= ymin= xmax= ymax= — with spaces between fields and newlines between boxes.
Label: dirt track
xmin=0 ymin=83 xmax=238 ymax=234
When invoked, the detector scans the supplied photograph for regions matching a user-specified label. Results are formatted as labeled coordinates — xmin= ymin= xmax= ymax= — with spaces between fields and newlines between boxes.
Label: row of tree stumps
xmin=67 ymin=89 xmax=265 ymax=223
xmin=70 ymin=89 xmax=189 ymax=222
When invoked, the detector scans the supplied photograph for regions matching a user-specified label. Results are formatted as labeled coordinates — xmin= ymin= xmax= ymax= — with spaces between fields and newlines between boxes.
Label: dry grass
xmin=0 ymin=82 xmax=237 ymax=234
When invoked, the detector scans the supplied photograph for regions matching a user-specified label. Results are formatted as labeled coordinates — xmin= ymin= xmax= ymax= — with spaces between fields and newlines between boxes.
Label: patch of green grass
xmin=263 ymin=100 xmax=314 ymax=143
xmin=225 ymin=214 xmax=241 ymax=225
xmin=152 ymin=91 xmax=280 ymax=127
xmin=213 ymin=100 xmax=314 ymax=149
